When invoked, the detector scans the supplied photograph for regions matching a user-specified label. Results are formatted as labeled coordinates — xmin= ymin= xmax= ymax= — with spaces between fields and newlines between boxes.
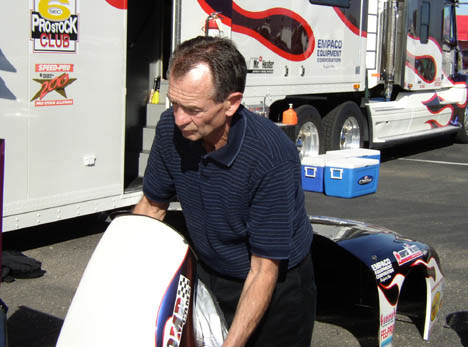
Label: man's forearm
xmin=223 ymin=255 xmax=279 ymax=347
xmin=133 ymin=195 xmax=169 ymax=221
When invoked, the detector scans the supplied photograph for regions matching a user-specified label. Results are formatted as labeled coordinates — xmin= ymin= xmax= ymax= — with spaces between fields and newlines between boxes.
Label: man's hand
xmin=133 ymin=195 xmax=169 ymax=221
xmin=223 ymin=255 xmax=279 ymax=347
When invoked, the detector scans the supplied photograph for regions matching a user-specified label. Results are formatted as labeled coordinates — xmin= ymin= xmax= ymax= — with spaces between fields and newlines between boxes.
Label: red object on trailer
xmin=282 ymin=104 xmax=298 ymax=125
xmin=204 ymin=12 xmax=222 ymax=36
xmin=457 ymin=15 xmax=468 ymax=68
xmin=457 ymin=15 xmax=468 ymax=41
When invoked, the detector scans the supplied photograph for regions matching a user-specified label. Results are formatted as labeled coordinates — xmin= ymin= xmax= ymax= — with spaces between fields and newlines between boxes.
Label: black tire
xmin=321 ymin=101 xmax=365 ymax=152
xmin=294 ymin=105 xmax=322 ymax=158
xmin=455 ymin=107 xmax=468 ymax=143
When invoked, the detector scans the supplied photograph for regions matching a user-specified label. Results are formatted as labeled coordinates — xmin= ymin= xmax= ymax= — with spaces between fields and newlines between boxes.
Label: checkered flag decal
xmin=163 ymin=274 xmax=192 ymax=346
xmin=177 ymin=274 xmax=191 ymax=302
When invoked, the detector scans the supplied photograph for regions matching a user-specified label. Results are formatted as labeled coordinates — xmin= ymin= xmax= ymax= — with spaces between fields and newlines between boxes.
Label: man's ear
xmin=225 ymin=92 xmax=243 ymax=117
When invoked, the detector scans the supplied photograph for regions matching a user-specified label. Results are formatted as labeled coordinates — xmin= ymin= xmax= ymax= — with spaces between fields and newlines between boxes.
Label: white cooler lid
xmin=301 ymin=154 xmax=327 ymax=166
xmin=325 ymin=148 xmax=381 ymax=158
xmin=326 ymin=157 xmax=379 ymax=169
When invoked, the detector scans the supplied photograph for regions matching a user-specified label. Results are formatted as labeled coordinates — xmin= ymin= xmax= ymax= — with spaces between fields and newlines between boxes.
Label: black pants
xmin=197 ymin=254 xmax=317 ymax=347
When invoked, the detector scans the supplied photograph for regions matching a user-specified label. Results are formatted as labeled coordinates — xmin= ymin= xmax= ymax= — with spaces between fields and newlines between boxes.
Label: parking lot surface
xmin=2 ymin=135 xmax=468 ymax=347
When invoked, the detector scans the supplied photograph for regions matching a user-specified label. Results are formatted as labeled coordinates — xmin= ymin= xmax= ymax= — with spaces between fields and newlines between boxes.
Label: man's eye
xmin=185 ymin=108 xmax=200 ymax=115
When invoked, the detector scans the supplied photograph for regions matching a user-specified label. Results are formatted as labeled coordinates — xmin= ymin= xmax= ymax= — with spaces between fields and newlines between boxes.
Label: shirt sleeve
xmin=142 ymin=114 xmax=176 ymax=203
xmin=246 ymin=159 xmax=299 ymax=260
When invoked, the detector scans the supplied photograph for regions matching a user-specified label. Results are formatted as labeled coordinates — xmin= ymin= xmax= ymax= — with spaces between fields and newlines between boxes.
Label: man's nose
xmin=173 ymin=108 xmax=191 ymax=128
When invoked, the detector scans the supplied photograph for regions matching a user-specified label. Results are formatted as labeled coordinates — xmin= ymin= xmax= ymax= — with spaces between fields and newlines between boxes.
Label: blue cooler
xmin=301 ymin=155 xmax=326 ymax=192
xmin=324 ymin=157 xmax=379 ymax=198
xmin=326 ymin=148 xmax=381 ymax=162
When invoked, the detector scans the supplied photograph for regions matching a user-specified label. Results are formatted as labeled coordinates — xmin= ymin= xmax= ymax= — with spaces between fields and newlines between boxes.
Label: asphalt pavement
xmin=1 ymin=135 xmax=468 ymax=347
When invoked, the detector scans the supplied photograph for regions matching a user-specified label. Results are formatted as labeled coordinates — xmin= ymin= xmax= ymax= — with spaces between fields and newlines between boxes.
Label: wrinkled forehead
xmin=168 ymin=65 xmax=216 ymax=104
xmin=169 ymin=61 xmax=211 ymax=82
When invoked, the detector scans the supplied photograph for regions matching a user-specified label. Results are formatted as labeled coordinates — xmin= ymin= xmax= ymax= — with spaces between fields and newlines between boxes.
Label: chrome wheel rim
xmin=296 ymin=121 xmax=320 ymax=159
xmin=340 ymin=116 xmax=361 ymax=149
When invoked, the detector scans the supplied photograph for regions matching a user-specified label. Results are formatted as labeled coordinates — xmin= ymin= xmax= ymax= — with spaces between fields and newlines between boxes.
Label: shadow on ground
xmin=446 ymin=311 xmax=468 ymax=347
xmin=379 ymin=135 xmax=455 ymax=163
xmin=2 ymin=214 xmax=109 ymax=252
xmin=7 ymin=306 xmax=62 ymax=347
xmin=316 ymin=305 xmax=379 ymax=347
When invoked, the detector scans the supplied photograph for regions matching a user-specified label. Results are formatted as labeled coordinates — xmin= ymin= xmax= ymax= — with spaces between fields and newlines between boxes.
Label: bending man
xmin=134 ymin=36 xmax=316 ymax=347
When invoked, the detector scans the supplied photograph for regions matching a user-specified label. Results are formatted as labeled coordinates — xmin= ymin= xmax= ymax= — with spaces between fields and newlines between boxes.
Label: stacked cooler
xmin=301 ymin=149 xmax=380 ymax=198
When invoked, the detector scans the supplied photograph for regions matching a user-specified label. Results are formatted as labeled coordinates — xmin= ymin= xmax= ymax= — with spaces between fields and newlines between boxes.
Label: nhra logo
xmin=31 ymin=0 xmax=79 ymax=53
xmin=358 ymin=175 xmax=373 ymax=185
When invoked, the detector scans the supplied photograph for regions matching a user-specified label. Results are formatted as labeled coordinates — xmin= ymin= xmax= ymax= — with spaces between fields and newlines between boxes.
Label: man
xmin=134 ymin=36 xmax=316 ymax=347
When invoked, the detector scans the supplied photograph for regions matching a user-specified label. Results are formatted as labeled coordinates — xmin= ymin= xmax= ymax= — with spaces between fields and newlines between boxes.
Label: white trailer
xmin=182 ymin=0 xmax=468 ymax=157
xmin=1 ymin=0 xmax=467 ymax=231
xmin=0 ymin=0 xmax=141 ymax=231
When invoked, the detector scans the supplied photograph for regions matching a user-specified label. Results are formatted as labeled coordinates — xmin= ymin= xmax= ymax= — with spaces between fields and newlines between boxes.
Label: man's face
xmin=168 ymin=64 xmax=229 ymax=145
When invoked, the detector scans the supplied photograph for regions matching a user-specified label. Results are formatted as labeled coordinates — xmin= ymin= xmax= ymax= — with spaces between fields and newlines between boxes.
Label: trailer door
xmin=404 ymin=0 xmax=444 ymax=90
xmin=441 ymin=2 xmax=457 ymax=78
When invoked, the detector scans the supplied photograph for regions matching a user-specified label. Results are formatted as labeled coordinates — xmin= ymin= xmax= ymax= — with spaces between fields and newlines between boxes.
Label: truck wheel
xmin=294 ymin=105 xmax=321 ymax=159
xmin=455 ymin=107 xmax=468 ymax=143
xmin=322 ymin=101 xmax=364 ymax=151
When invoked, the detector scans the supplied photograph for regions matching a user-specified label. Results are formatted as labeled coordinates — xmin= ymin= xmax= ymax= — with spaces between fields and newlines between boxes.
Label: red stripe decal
xmin=333 ymin=7 xmax=367 ymax=38
xmin=198 ymin=0 xmax=314 ymax=61
xmin=105 ymin=0 xmax=127 ymax=10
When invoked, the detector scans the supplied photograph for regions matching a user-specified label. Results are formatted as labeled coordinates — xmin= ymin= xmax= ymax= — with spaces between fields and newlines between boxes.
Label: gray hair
xmin=168 ymin=36 xmax=247 ymax=103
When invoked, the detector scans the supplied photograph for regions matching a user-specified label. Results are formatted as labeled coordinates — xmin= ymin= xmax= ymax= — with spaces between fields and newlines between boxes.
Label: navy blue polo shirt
xmin=143 ymin=105 xmax=313 ymax=279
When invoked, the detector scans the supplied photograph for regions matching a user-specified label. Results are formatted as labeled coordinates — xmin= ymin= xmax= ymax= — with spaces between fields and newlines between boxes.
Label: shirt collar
xmin=203 ymin=105 xmax=247 ymax=167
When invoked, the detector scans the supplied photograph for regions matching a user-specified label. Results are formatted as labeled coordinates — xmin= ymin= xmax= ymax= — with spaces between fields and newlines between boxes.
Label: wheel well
xmin=312 ymin=235 xmax=378 ymax=308
xmin=397 ymin=268 xmax=427 ymax=337
xmin=399 ymin=268 xmax=427 ymax=308
xmin=269 ymin=94 xmax=370 ymax=143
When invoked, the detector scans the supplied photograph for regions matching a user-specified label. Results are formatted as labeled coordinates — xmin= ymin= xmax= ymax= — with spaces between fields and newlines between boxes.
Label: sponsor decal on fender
xmin=31 ymin=63 xmax=76 ymax=107
xmin=431 ymin=291 xmax=441 ymax=322
xmin=31 ymin=0 xmax=79 ymax=53
xmin=380 ymin=308 xmax=396 ymax=346
xmin=371 ymin=258 xmax=394 ymax=283
xmin=381 ymin=309 xmax=396 ymax=327
xmin=163 ymin=274 xmax=191 ymax=346
xmin=393 ymin=243 xmax=423 ymax=266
